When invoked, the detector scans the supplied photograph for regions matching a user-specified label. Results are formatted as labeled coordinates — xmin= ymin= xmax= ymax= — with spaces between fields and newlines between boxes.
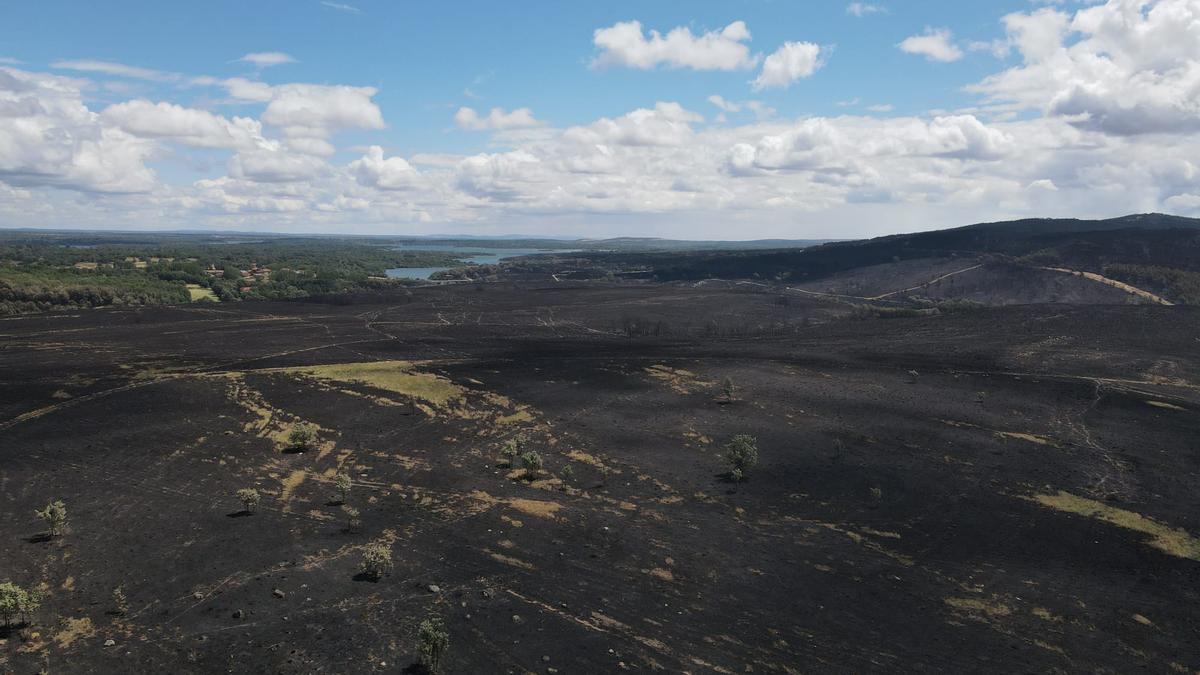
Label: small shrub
xmin=288 ymin=423 xmax=317 ymax=451
xmin=237 ymin=488 xmax=261 ymax=513
xmin=417 ymin=615 xmax=451 ymax=673
xmin=870 ymin=487 xmax=883 ymax=501
xmin=0 ymin=582 xmax=40 ymax=627
xmin=334 ymin=471 xmax=352 ymax=503
xmin=722 ymin=376 xmax=736 ymax=402
xmin=499 ymin=438 xmax=520 ymax=465
xmin=360 ymin=539 xmax=393 ymax=580
xmin=725 ymin=435 xmax=759 ymax=481
xmin=342 ymin=505 xmax=361 ymax=533
xmin=112 ymin=586 xmax=129 ymax=616
xmin=519 ymin=451 xmax=543 ymax=479
xmin=560 ymin=464 xmax=575 ymax=480
xmin=35 ymin=500 xmax=68 ymax=537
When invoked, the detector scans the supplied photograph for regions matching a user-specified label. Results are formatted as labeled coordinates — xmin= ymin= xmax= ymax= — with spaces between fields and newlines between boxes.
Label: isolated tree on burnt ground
xmin=342 ymin=505 xmax=361 ymax=533
xmin=237 ymin=488 xmax=261 ymax=514
xmin=359 ymin=539 xmax=393 ymax=580
xmin=334 ymin=471 xmax=352 ymax=504
xmin=288 ymin=423 xmax=317 ymax=452
xmin=499 ymin=438 xmax=520 ymax=467
xmin=35 ymin=500 xmax=68 ymax=538
xmin=417 ymin=615 xmax=451 ymax=674
xmin=519 ymin=451 xmax=544 ymax=480
xmin=725 ymin=435 xmax=759 ymax=483
xmin=722 ymin=376 xmax=737 ymax=403
xmin=0 ymin=582 xmax=41 ymax=628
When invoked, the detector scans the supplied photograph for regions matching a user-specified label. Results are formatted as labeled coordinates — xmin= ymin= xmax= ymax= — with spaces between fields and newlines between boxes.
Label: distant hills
xmin=961 ymin=213 xmax=1200 ymax=234
xmin=640 ymin=214 xmax=1200 ymax=285
xmin=5 ymin=213 xmax=1199 ymax=306
xmin=572 ymin=237 xmax=838 ymax=252
xmin=376 ymin=236 xmax=837 ymax=252
xmin=0 ymin=228 xmax=833 ymax=253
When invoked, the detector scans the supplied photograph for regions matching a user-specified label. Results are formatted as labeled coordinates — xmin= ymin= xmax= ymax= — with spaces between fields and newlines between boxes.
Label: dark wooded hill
xmin=642 ymin=213 xmax=1200 ymax=281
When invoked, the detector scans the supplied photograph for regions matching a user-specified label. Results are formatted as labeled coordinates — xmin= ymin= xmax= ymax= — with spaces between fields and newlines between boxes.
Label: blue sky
xmin=1 ymin=1 xmax=1198 ymax=238
xmin=5 ymin=1 xmax=1018 ymax=147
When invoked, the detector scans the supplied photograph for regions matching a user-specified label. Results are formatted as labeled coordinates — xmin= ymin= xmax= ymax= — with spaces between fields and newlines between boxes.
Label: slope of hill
xmin=636 ymin=214 xmax=1200 ymax=304
xmin=1 ymin=283 xmax=1198 ymax=673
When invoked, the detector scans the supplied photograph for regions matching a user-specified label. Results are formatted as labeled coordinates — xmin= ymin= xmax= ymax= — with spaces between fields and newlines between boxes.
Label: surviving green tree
xmin=417 ymin=615 xmax=451 ymax=673
xmin=725 ymin=435 xmax=759 ymax=482
xmin=334 ymin=471 xmax=352 ymax=504
xmin=237 ymin=488 xmax=261 ymax=513
xmin=519 ymin=451 xmax=544 ymax=480
xmin=500 ymin=438 xmax=520 ymax=466
xmin=0 ymin=582 xmax=41 ymax=627
xmin=288 ymin=423 xmax=317 ymax=451
xmin=35 ymin=500 xmax=68 ymax=537
xmin=359 ymin=539 xmax=393 ymax=580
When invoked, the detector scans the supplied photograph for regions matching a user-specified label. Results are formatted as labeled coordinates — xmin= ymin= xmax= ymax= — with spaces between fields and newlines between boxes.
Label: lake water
xmin=384 ymin=245 xmax=570 ymax=280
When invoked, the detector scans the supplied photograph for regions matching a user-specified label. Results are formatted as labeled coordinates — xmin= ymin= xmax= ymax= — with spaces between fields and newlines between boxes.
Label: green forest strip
xmin=0 ymin=238 xmax=471 ymax=315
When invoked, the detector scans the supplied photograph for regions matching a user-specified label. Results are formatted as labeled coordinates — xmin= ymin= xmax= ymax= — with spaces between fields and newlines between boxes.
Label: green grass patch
xmin=185 ymin=284 xmax=218 ymax=302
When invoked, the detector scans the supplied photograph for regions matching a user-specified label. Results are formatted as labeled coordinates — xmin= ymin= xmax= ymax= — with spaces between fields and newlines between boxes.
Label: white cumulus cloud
xmin=0 ymin=67 xmax=157 ymax=193
xmin=456 ymin=150 xmax=542 ymax=202
xmin=348 ymin=146 xmax=421 ymax=190
xmin=752 ymin=42 xmax=824 ymax=90
xmin=454 ymin=106 xmax=542 ymax=131
xmin=970 ymin=0 xmax=1200 ymax=136
xmin=258 ymin=83 xmax=386 ymax=141
xmin=101 ymin=100 xmax=265 ymax=150
xmin=564 ymin=102 xmax=703 ymax=147
xmin=592 ymin=20 xmax=758 ymax=71
xmin=899 ymin=28 xmax=964 ymax=62
xmin=228 ymin=147 xmax=327 ymax=183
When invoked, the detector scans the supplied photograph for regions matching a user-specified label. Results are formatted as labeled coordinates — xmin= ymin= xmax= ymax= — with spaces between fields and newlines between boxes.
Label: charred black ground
xmin=1 ymin=282 xmax=1198 ymax=673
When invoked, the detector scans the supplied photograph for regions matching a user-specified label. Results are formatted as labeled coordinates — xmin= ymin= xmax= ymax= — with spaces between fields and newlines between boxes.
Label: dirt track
xmin=1 ymin=283 xmax=1198 ymax=673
